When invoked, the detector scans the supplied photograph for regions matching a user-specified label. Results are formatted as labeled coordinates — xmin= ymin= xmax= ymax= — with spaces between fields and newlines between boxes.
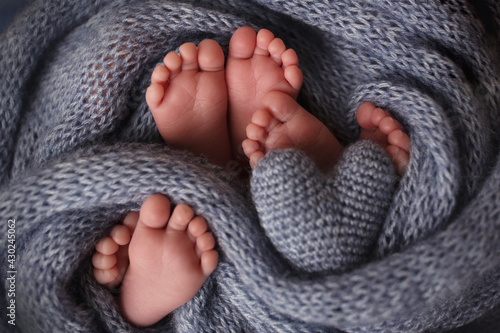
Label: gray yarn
xmin=252 ymin=142 xmax=395 ymax=273
xmin=1 ymin=0 xmax=499 ymax=332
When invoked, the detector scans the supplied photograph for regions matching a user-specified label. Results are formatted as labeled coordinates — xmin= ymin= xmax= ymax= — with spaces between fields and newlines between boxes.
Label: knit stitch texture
xmin=1 ymin=0 xmax=500 ymax=332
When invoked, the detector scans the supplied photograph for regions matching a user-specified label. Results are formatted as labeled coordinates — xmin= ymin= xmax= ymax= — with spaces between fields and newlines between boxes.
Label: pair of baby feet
xmin=92 ymin=26 xmax=410 ymax=327
xmin=146 ymin=26 xmax=302 ymax=169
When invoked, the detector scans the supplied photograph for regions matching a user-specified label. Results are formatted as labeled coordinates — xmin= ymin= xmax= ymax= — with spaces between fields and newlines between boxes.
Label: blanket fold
xmin=1 ymin=0 xmax=500 ymax=332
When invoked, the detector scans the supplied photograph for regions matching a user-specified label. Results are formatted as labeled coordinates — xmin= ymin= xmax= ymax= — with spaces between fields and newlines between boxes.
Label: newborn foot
xmin=242 ymin=91 xmax=343 ymax=173
xmin=146 ymin=40 xmax=231 ymax=166
xmin=226 ymin=26 xmax=303 ymax=159
xmin=357 ymin=102 xmax=410 ymax=175
xmin=92 ymin=194 xmax=218 ymax=327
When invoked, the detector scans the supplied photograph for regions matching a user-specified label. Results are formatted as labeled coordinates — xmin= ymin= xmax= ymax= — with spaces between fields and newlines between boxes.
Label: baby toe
xmin=110 ymin=224 xmax=131 ymax=246
xmin=163 ymin=51 xmax=182 ymax=77
xmin=251 ymin=107 xmax=274 ymax=128
xmin=122 ymin=211 xmax=139 ymax=233
xmin=370 ymin=107 xmax=390 ymax=127
xmin=151 ymin=65 xmax=170 ymax=85
xmin=197 ymin=39 xmax=225 ymax=72
xmin=187 ymin=216 xmax=208 ymax=240
xmin=201 ymin=250 xmax=218 ymax=277
xmin=167 ymin=203 xmax=195 ymax=232
xmin=357 ymin=102 xmax=378 ymax=130
xmin=228 ymin=26 xmax=257 ymax=59
xmin=379 ymin=116 xmax=403 ymax=135
xmin=281 ymin=48 xmax=299 ymax=68
xmin=242 ymin=138 xmax=261 ymax=159
xmin=179 ymin=42 xmax=198 ymax=71
xmin=284 ymin=65 xmax=303 ymax=91
xmin=139 ymin=194 xmax=172 ymax=229
xmin=268 ymin=38 xmax=286 ymax=64
xmin=95 ymin=236 xmax=119 ymax=255
xmin=145 ymin=84 xmax=165 ymax=109
xmin=255 ymin=28 xmax=274 ymax=56
xmin=93 ymin=266 xmax=119 ymax=285
xmin=196 ymin=232 xmax=216 ymax=253
xmin=249 ymin=150 xmax=265 ymax=168
xmin=246 ymin=122 xmax=268 ymax=142
xmin=388 ymin=129 xmax=411 ymax=152
xmin=92 ymin=252 xmax=117 ymax=270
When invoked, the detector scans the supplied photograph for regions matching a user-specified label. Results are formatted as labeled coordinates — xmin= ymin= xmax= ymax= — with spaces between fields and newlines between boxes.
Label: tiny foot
xmin=119 ymin=194 xmax=218 ymax=327
xmin=93 ymin=212 xmax=137 ymax=288
xmin=146 ymin=40 xmax=231 ymax=166
xmin=226 ymin=26 xmax=303 ymax=160
xmin=357 ymin=102 xmax=410 ymax=175
xmin=242 ymin=91 xmax=343 ymax=173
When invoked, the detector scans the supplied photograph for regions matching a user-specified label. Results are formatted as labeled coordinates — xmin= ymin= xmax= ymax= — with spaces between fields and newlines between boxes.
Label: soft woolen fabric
xmin=253 ymin=142 xmax=395 ymax=274
xmin=1 ymin=0 xmax=499 ymax=332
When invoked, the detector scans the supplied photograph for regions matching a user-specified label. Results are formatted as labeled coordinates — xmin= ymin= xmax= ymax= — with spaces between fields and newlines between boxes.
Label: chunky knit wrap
xmin=1 ymin=0 xmax=500 ymax=332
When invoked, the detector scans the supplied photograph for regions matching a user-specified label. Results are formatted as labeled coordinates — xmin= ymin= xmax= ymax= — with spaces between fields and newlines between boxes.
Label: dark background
xmin=0 ymin=0 xmax=33 ymax=33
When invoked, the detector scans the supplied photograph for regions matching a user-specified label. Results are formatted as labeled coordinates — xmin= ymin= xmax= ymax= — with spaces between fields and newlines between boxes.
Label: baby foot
xmin=242 ymin=91 xmax=343 ymax=173
xmin=120 ymin=195 xmax=217 ymax=326
xmin=357 ymin=102 xmax=410 ymax=175
xmin=146 ymin=40 xmax=231 ymax=166
xmin=226 ymin=26 xmax=303 ymax=160
xmin=92 ymin=194 xmax=218 ymax=327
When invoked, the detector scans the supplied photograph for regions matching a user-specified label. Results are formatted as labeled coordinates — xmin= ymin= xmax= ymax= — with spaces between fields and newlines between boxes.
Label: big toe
xmin=198 ymin=39 xmax=225 ymax=72
xmin=228 ymin=26 xmax=257 ymax=59
xmin=139 ymin=194 xmax=172 ymax=229
xmin=262 ymin=91 xmax=301 ymax=121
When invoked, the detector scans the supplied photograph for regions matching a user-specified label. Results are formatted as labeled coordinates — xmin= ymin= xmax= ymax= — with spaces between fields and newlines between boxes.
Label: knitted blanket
xmin=1 ymin=0 xmax=500 ymax=332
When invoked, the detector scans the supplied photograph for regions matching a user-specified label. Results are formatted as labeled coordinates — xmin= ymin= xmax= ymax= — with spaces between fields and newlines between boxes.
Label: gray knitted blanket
xmin=1 ymin=0 xmax=500 ymax=332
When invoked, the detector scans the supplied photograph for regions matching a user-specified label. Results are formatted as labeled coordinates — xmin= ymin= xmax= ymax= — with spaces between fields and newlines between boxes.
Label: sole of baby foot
xmin=146 ymin=39 xmax=231 ymax=167
xmin=119 ymin=194 xmax=218 ymax=327
xmin=357 ymin=102 xmax=410 ymax=175
xmin=242 ymin=91 xmax=343 ymax=173
xmin=93 ymin=211 xmax=137 ymax=288
xmin=226 ymin=26 xmax=303 ymax=161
